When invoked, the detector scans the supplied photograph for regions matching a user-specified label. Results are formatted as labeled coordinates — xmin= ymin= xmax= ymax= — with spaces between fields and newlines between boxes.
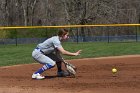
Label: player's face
xmin=62 ymin=33 xmax=69 ymax=40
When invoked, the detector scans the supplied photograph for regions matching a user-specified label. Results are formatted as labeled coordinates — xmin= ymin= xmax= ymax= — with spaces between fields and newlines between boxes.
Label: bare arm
xmin=57 ymin=47 xmax=81 ymax=56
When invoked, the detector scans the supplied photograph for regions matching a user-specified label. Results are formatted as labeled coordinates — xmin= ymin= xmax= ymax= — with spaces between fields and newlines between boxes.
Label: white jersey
xmin=37 ymin=36 xmax=62 ymax=54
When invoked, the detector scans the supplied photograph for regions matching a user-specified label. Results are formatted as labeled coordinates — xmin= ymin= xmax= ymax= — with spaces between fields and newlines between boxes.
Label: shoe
xmin=57 ymin=70 xmax=70 ymax=77
xmin=32 ymin=73 xmax=45 ymax=80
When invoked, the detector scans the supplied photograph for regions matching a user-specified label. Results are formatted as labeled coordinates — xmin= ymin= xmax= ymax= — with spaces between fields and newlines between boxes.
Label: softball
xmin=112 ymin=68 xmax=117 ymax=73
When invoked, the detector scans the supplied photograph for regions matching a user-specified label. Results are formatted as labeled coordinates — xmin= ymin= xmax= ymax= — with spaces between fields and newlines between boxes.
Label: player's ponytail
xmin=58 ymin=29 xmax=69 ymax=37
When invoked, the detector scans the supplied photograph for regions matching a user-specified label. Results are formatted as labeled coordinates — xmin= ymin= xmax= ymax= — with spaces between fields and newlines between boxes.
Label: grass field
xmin=0 ymin=42 xmax=140 ymax=67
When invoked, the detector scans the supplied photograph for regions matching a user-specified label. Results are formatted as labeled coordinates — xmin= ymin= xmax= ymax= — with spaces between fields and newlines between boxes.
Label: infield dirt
xmin=0 ymin=55 xmax=140 ymax=93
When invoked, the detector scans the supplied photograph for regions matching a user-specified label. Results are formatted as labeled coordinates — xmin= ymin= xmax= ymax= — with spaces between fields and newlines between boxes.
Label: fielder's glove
xmin=55 ymin=51 xmax=77 ymax=77
xmin=63 ymin=60 xmax=77 ymax=76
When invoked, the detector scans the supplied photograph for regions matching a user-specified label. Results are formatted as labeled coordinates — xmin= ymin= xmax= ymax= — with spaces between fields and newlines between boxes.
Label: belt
xmin=35 ymin=47 xmax=44 ymax=54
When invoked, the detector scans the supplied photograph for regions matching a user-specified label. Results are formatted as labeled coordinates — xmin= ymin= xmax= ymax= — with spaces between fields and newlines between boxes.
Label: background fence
xmin=0 ymin=24 xmax=140 ymax=45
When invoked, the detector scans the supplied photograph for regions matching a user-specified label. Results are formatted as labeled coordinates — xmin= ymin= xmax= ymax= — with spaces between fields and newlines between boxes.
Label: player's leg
xmin=32 ymin=50 xmax=55 ymax=79
xmin=33 ymin=55 xmax=55 ymax=73
xmin=46 ymin=53 xmax=70 ymax=77
xmin=46 ymin=53 xmax=62 ymax=71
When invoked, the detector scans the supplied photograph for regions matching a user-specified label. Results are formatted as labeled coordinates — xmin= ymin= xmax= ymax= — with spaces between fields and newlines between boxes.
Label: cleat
xmin=32 ymin=73 xmax=45 ymax=80
xmin=57 ymin=70 xmax=70 ymax=77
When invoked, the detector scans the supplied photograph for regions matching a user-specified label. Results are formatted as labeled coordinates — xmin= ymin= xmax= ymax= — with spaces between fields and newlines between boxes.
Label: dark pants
xmin=46 ymin=53 xmax=62 ymax=72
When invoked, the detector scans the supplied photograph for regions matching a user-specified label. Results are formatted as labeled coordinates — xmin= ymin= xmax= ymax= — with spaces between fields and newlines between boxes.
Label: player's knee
xmin=50 ymin=61 xmax=56 ymax=66
xmin=46 ymin=61 xmax=55 ymax=69
xmin=43 ymin=63 xmax=55 ymax=70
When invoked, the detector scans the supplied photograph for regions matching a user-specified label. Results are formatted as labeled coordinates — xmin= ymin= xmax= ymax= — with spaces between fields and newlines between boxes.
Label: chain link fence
xmin=0 ymin=25 xmax=140 ymax=45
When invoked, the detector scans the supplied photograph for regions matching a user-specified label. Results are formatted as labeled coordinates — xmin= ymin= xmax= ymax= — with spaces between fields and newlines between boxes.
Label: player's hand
xmin=75 ymin=50 xmax=82 ymax=56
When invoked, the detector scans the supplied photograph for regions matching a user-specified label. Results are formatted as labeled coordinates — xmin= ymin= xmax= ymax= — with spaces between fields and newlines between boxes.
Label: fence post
xmin=15 ymin=29 xmax=17 ymax=46
xmin=136 ymin=26 xmax=138 ymax=42
xmin=107 ymin=30 xmax=110 ymax=43
xmin=45 ymin=28 xmax=48 ymax=37
xmin=76 ymin=29 xmax=79 ymax=44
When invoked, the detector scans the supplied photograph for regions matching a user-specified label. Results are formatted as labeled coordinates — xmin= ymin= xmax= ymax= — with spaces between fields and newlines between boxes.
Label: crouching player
xmin=32 ymin=29 xmax=81 ymax=79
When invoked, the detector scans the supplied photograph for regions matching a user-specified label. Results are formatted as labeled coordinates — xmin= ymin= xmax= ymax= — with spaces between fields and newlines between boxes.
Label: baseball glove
xmin=62 ymin=58 xmax=77 ymax=77
xmin=55 ymin=51 xmax=77 ymax=77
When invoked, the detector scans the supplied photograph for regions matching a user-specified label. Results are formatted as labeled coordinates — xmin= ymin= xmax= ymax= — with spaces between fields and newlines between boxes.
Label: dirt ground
xmin=0 ymin=55 xmax=140 ymax=93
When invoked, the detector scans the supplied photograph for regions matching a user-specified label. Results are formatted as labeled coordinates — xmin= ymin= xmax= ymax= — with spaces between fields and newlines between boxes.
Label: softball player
xmin=32 ymin=29 xmax=81 ymax=79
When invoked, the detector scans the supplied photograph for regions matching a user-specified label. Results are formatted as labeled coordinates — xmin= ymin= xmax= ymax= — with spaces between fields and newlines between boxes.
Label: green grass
xmin=63 ymin=42 xmax=140 ymax=59
xmin=0 ymin=42 xmax=140 ymax=67
xmin=0 ymin=44 xmax=36 ymax=66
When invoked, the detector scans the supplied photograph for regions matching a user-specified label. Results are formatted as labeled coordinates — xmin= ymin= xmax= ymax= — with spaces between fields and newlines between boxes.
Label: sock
xmin=34 ymin=63 xmax=54 ymax=74
xmin=34 ymin=68 xmax=44 ymax=74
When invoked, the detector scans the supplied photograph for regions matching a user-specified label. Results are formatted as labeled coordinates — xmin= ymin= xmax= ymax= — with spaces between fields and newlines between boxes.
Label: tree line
xmin=0 ymin=0 xmax=140 ymax=40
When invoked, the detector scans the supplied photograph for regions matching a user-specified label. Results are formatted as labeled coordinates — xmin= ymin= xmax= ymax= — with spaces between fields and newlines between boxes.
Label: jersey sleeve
xmin=53 ymin=37 xmax=62 ymax=48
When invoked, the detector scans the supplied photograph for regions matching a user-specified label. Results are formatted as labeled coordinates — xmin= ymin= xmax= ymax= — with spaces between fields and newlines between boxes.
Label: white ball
xmin=112 ymin=68 xmax=117 ymax=73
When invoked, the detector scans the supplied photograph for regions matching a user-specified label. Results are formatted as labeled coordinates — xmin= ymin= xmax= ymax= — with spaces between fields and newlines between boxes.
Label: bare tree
xmin=0 ymin=0 xmax=8 ymax=26
xmin=0 ymin=0 xmax=140 ymax=27
xmin=30 ymin=0 xmax=38 ymax=26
